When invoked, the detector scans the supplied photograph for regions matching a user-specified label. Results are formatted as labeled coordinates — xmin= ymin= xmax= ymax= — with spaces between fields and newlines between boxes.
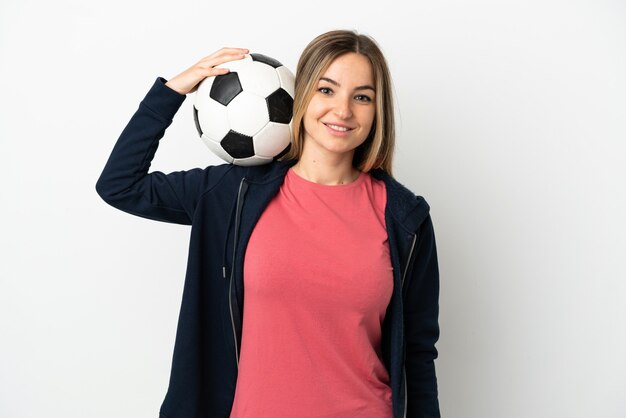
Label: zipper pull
xmin=223 ymin=266 xmax=227 ymax=279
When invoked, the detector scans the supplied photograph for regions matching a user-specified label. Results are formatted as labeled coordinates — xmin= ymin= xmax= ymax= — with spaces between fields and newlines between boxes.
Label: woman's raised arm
xmin=95 ymin=48 xmax=248 ymax=225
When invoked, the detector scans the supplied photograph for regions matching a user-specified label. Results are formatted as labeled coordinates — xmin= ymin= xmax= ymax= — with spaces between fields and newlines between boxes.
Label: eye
xmin=355 ymin=94 xmax=372 ymax=103
xmin=318 ymin=87 xmax=333 ymax=95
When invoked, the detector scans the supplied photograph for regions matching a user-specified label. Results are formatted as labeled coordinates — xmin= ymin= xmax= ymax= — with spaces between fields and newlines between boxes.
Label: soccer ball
xmin=193 ymin=53 xmax=295 ymax=166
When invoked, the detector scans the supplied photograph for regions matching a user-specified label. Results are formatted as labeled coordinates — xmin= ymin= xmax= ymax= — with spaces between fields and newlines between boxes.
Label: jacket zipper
xmin=401 ymin=232 xmax=418 ymax=418
xmin=401 ymin=232 xmax=417 ymax=290
xmin=403 ymin=367 xmax=408 ymax=418
xmin=228 ymin=177 xmax=247 ymax=369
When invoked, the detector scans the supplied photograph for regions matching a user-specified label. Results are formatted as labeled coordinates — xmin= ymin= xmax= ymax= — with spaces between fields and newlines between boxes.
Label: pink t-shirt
xmin=229 ymin=167 xmax=394 ymax=418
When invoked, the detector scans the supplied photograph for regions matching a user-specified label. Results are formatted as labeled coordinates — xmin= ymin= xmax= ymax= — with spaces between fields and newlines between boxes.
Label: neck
xmin=292 ymin=155 xmax=360 ymax=186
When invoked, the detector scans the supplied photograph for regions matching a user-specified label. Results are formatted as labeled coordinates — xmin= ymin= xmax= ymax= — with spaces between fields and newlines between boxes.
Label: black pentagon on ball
xmin=250 ymin=53 xmax=282 ymax=68
xmin=192 ymin=105 xmax=202 ymax=136
xmin=267 ymin=88 xmax=294 ymax=124
xmin=221 ymin=130 xmax=255 ymax=159
xmin=210 ymin=72 xmax=243 ymax=106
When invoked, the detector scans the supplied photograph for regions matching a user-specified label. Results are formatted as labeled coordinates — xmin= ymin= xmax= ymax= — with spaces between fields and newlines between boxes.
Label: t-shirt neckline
xmin=288 ymin=167 xmax=366 ymax=190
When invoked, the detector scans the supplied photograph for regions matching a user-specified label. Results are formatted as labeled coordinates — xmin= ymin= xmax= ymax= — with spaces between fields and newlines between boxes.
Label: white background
xmin=1 ymin=0 xmax=625 ymax=417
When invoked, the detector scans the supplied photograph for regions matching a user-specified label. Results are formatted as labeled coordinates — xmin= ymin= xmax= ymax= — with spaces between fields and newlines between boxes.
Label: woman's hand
xmin=165 ymin=47 xmax=249 ymax=95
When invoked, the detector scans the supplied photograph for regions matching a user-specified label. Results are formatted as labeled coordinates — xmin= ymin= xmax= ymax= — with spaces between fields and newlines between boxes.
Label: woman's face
xmin=302 ymin=52 xmax=376 ymax=162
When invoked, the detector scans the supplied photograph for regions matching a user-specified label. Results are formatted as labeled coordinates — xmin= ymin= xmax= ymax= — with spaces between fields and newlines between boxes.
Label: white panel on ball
xmin=236 ymin=62 xmax=280 ymax=98
xmin=233 ymin=155 xmax=274 ymax=166
xmin=214 ymin=55 xmax=252 ymax=72
xmin=197 ymin=100 xmax=230 ymax=141
xmin=253 ymin=122 xmax=292 ymax=158
xmin=276 ymin=66 xmax=295 ymax=97
xmin=201 ymin=136 xmax=234 ymax=164
xmin=195 ymin=74 xmax=216 ymax=100
xmin=227 ymin=91 xmax=270 ymax=137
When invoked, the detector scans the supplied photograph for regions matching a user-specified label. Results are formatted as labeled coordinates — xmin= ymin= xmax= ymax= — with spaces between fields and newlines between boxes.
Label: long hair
xmin=279 ymin=29 xmax=396 ymax=176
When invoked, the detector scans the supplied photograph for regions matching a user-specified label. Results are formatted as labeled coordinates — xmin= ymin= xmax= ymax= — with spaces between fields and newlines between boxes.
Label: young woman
xmin=96 ymin=30 xmax=441 ymax=418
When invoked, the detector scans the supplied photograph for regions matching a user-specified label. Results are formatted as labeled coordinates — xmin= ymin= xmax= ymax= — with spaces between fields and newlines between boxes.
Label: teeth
xmin=326 ymin=124 xmax=350 ymax=132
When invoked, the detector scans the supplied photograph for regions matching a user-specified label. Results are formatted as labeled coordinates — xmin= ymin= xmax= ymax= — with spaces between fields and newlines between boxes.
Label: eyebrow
xmin=319 ymin=77 xmax=375 ymax=92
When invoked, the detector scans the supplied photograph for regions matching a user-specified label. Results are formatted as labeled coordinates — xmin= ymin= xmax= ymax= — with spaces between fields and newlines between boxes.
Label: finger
xmin=201 ymin=66 xmax=230 ymax=78
xmin=221 ymin=47 xmax=249 ymax=53
xmin=215 ymin=50 xmax=249 ymax=61
xmin=201 ymin=52 xmax=249 ymax=68
xmin=214 ymin=67 xmax=231 ymax=74
xmin=204 ymin=48 xmax=249 ymax=61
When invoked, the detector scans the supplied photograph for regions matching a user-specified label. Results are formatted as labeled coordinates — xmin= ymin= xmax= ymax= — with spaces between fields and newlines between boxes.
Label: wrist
xmin=164 ymin=79 xmax=187 ymax=96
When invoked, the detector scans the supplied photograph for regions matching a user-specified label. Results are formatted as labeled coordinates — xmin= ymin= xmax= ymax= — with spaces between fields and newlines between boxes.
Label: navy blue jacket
xmin=96 ymin=77 xmax=441 ymax=418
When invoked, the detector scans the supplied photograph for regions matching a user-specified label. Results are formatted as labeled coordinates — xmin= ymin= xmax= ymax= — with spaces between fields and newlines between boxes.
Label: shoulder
xmin=242 ymin=158 xmax=297 ymax=183
xmin=200 ymin=159 xmax=295 ymax=191
xmin=369 ymin=168 xmax=431 ymax=231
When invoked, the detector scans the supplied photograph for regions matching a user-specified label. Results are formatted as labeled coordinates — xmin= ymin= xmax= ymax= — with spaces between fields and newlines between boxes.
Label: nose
xmin=333 ymin=94 xmax=353 ymax=119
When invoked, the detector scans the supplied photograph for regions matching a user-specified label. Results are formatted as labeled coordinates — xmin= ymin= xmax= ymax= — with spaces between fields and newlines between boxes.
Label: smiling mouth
xmin=324 ymin=123 xmax=354 ymax=132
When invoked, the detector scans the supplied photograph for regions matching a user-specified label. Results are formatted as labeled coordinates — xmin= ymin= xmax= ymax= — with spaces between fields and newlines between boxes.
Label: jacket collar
xmin=243 ymin=159 xmax=430 ymax=233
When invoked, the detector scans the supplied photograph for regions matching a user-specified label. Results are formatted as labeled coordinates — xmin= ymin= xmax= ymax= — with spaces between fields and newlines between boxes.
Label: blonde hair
xmin=279 ymin=29 xmax=395 ymax=176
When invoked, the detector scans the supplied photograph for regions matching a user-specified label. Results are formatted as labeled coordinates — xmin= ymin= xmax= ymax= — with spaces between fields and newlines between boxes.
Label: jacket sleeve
xmin=404 ymin=213 xmax=441 ymax=418
xmin=95 ymin=77 xmax=231 ymax=225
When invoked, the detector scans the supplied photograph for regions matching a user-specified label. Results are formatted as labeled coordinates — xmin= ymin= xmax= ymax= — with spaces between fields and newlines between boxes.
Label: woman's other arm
xmin=404 ymin=213 xmax=441 ymax=418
